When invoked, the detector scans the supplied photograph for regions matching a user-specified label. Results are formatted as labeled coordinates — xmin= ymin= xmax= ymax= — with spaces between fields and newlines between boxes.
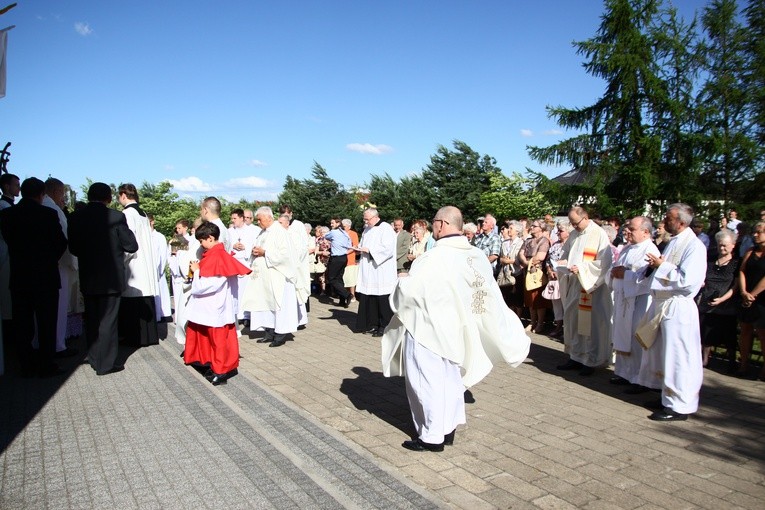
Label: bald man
xmin=382 ymin=206 xmax=530 ymax=451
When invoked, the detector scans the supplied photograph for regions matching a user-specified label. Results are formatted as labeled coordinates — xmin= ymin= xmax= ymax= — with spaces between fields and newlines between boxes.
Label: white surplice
xmin=228 ymin=223 xmax=260 ymax=320
xmin=606 ymin=238 xmax=659 ymax=383
xmin=357 ymin=221 xmax=397 ymax=296
xmin=556 ymin=222 xmax=613 ymax=367
xmin=122 ymin=205 xmax=159 ymax=298
xmin=638 ymin=228 xmax=706 ymax=413
xmin=151 ymin=229 xmax=172 ymax=320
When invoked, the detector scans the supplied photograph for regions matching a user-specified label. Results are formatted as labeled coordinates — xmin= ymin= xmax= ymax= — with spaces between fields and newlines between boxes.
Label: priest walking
xmin=382 ymin=206 xmax=530 ymax=451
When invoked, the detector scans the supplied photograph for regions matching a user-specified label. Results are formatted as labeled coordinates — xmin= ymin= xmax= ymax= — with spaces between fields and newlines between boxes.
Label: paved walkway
xmin=1 ymin=297 xmax=764 ymax=509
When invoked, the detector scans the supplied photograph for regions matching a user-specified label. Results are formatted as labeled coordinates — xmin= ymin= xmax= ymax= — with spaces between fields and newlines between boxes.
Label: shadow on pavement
xmin=340 ymin=366 xmax=415 ymax=437
xmin=526 ymin=338 xmax=765 ymax=466
xmin=0 ymin=334 xmax=140 ymax=455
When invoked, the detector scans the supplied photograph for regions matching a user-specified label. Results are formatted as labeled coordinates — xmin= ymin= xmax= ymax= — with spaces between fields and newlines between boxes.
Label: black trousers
xmin=84 ymin=294 xmax=121 ymax=373
xmin=326 ymin=255 xmax=350 ymax=301
xmin=11 ymin=288 xmax=59 ymax=374
xmin=355 ymin=293 xmax=393 ymax=331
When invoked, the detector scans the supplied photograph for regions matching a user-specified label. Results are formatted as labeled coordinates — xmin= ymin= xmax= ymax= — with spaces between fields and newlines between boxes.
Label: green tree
xmin=742 ymin=0 xmax=765 ymax=150
xmin=480 ymin=172 xmax=554 ymax=221
xmin=697 ymin=0 xmax=759 ymax=207
xmin=138 ymin=181 xmax=199 ymax=239
xmin=277 ymin=162 xmax=356 ymax=227
xmin=650 ymin=6 xmax=705 ymax=206
xmin=528 ymin=0 xmax=667 ymax=217
xmin=419 ymin=140 xmax=500 ymax=221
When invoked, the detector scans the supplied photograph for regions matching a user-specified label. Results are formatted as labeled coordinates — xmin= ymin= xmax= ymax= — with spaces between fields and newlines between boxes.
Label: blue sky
xmin=1 ymin=0 xmax=710 ymax=203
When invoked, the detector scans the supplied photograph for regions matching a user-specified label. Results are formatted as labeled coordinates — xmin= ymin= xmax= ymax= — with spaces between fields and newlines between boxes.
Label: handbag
xmin=525 ymin=267 xmax=545 ymax=291
xmin=497 ymin=266 xmax=515 ymax=287
xmin=541 ymin=279 xmax=560 ymax=300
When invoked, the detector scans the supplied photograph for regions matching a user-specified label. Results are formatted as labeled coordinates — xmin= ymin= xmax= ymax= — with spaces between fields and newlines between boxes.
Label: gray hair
xmin=634 ymin=216 xmax=654 ymax=235
xmin=364 ymin=208 xmax=379 ymax=218
xmin=342 ymin=218 xmax=352 ymax=228
xmin=304 ymin=223 xmax=312 ymax=233
xmin=715 ymin=229 xmax=737 ymax=245
xmin=255 ymin=206 xmax=273 ymax=220
xmin=508 ymin=220 xmax=523 ymax=234
xmin=668 ymin=203 xmax=694 ymax=226
xmin=463 ymin=222 xmax=478 ymax=234
xmin=556 ymin=219 xmax=572 ymax=232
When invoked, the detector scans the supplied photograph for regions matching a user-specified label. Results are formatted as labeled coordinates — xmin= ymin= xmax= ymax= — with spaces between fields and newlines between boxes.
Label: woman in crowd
xmin=519 ymin=219 xmax=551 ymax=333
xmin=737 ymin=220 xmax=765 ymax=381
xmin=546 ymin=219 xmax=570 ymax=339
xmin=407 ymin=219 xmax=435 ymax=266
xmin=312 ymin=225 xmax=330 ymax=295
xmin=497 ymin=220 xmax=524 ymax=316
xmin=654 ymin=221 xmax=670 ymax=252
xmin=698 ymin=230 xmax=740 ymax=372
xmin=463 ymin=222 xmax=478 ymax=245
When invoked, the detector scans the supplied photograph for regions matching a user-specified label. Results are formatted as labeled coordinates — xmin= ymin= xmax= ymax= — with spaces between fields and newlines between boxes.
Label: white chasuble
xmin=556 ymin=222 xmax=613 ymax=367
xmin=382 ymin=235 xmax=530 ymax=388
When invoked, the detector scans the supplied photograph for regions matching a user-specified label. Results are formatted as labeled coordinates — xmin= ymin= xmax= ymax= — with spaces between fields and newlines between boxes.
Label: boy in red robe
xmin=184 ymin=222 xmax=251 ymax=385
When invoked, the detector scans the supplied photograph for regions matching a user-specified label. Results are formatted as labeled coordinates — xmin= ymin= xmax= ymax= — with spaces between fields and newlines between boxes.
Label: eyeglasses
xmin=571 ymin=217 xmax=585 ymax=228
xmin=530 ymin=224 xmax=541 ymax=228
xmin=432 ymin=218 xmax=450 ymax=227
xmin=244 ymin=216 xmax=253 ymax=219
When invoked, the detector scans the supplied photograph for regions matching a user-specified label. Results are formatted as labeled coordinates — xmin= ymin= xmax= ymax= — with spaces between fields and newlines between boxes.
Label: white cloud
xmin=247 ymin=159 xmax=267 ymax=168
xmin=346 ymin=143 xmax=393 ymax=155
xmin=520 ymin=129 xmax=534 ymax=138
xmin=74 ymin=22 xmax=93 ymax=36
xmin=168 ymin=176 xmax=214 ymax=192
xmin=543 ymin=129 xmax=563 ymax=136
xmin=223 ymin=176 xmax=270 ymax=189
xmin=163 ymin=164 xmax=175 ymax=172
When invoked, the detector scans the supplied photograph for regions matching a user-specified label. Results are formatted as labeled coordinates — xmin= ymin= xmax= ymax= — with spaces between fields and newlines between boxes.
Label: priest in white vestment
xmin=278 ymin=205 xmax=310 ymax=326
xmin=355 ymin=208 xmax=397 ymax=336
xmin=555 ymin=206 xmax=613 ymax=375
xmin=382 ymin=206 xmax=530 ymax=452
xmin=641 ymin=204 xmax=706 ymax=421
xmin=118 ymin=184 xmax=159 ymax=347
xmin=242 ymin=207 xmax=299 ymax=347
xmin=148 ymin=215 xmax=172 ymax=321
xmin=605 ymin=216 xmax=659 ymax=389
xmin=228 ymin=208 xmax=260 ymax=325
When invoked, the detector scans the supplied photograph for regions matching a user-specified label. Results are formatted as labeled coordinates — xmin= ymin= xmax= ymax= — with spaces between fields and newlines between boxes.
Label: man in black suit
xmin=0 ymin=177 xmax=67 ymax=377
xmin=68 ymin=182 xmax=138 ymax=376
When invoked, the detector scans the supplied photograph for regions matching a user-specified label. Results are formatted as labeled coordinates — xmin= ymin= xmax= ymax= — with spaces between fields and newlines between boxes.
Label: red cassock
xmin=184 ymin=243 xmax=251 ymax=375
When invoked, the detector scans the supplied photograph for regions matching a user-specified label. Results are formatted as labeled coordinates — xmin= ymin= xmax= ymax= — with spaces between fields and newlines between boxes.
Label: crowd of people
xmin=1 ymin=171 xmax=764 ymax=446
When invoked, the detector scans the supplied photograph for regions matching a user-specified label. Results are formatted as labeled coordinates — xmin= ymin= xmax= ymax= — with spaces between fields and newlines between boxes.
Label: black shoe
xmin=578 ymin=366 xmax=595 ymax=376
xmin=464 ymin=389 xmax=475 ymax=403
xmin=644 ymin=399 xmax=664 ymax=410
xmin=610 ymin=375 xmax=630 ymax=385
xmin=556 ymin=359 xmax=583 ymax=371
xmin=372 ymin=329 xmax=384 ymax=337
xmin=362 ymin=327 xmax=378 ymax=335
xmin=256 ymin=337 xmax=271 ymax=343
xmin=210 ymin=374 xmax=228 ymax=386
xmin=402 ymin=438 xmax=444 ymax=452
xmin=624 ymin=384 xmax=650 ymax=394
xmin=269 ymin=339 xmax=286 ymax=347
xmin=649 ymin=408 xmax=688 ymax=421
xmin=297 ymin=325 xmax=307 ymax=330
xmin=54 ymin=347 xmax=79 ymax=358
xmin=444 ymin=429 xmax=456 ymax=446
xmin=179 ymin=350 xmax=185 ymax=358
xmin=96 ymin=365 xmax=125 ymax=376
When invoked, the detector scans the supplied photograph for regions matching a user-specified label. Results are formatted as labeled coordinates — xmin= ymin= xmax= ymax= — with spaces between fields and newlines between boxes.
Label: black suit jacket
xmin=68 ymin=202 xmax=138 ymax=295
xmin=0 ymin=198 xmax=68 ymax=294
